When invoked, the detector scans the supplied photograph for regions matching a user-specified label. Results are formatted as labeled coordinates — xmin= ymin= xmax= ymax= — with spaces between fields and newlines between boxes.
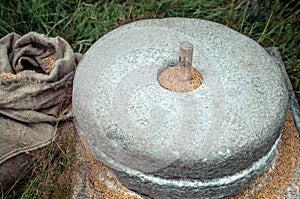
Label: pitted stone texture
xmin=73 ymin=18 xmax=288 ymax=198
xmin=114 ymin=134 xmax=280 ymax=199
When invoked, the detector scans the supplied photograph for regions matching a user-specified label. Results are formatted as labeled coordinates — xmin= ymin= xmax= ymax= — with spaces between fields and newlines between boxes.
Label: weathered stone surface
xmin=73 ymin=18 xmax=289 ymax=198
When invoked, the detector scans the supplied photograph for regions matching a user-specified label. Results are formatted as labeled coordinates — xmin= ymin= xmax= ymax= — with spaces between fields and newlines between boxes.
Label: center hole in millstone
xmin=157 ymin=41 xmax=202 ymax=93
xmin=158 ymin=65 xmax=202 ymax=93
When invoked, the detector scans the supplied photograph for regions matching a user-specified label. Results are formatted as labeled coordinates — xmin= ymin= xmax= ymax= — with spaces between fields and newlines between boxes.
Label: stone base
xmin=71 ymin=110 xmax=299 ymax=199
xmin=113 ymin=135 xmax=280 ymax=198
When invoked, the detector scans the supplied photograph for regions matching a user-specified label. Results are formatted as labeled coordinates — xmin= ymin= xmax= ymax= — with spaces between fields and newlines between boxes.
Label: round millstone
xmin=73 ymin=18 xmax=289 ymax=198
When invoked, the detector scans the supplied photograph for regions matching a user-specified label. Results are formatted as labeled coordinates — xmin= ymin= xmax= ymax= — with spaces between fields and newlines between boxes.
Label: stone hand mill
xmin=73 ymin=18 xmax=289 ymax=198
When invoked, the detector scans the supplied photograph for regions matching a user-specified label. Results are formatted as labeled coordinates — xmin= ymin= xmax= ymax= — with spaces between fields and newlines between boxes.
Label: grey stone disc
xmin=73 ymin=18 xmax=288 ymax=198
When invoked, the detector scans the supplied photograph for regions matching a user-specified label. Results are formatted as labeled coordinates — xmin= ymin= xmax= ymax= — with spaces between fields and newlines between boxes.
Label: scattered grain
xmin=0 ymin=72 xmax=22 ymax=79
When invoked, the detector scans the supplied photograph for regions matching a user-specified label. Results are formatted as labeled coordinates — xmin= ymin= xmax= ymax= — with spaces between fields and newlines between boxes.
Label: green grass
xmin=0 ymin=0 xmax=299 ymax=198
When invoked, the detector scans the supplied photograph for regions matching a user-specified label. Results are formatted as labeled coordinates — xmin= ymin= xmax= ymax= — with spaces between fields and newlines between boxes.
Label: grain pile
xmin=158 ymin=66 xmax=201 ymax=92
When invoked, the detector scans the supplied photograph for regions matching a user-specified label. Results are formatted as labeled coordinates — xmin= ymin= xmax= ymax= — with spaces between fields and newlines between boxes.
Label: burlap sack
xmin=0 ymin=32 xmax=81 ymax=192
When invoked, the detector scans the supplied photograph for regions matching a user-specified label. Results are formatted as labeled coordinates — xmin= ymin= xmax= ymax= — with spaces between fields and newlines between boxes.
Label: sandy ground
xmin=70 ymin=110 xmax=300 ymax=199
